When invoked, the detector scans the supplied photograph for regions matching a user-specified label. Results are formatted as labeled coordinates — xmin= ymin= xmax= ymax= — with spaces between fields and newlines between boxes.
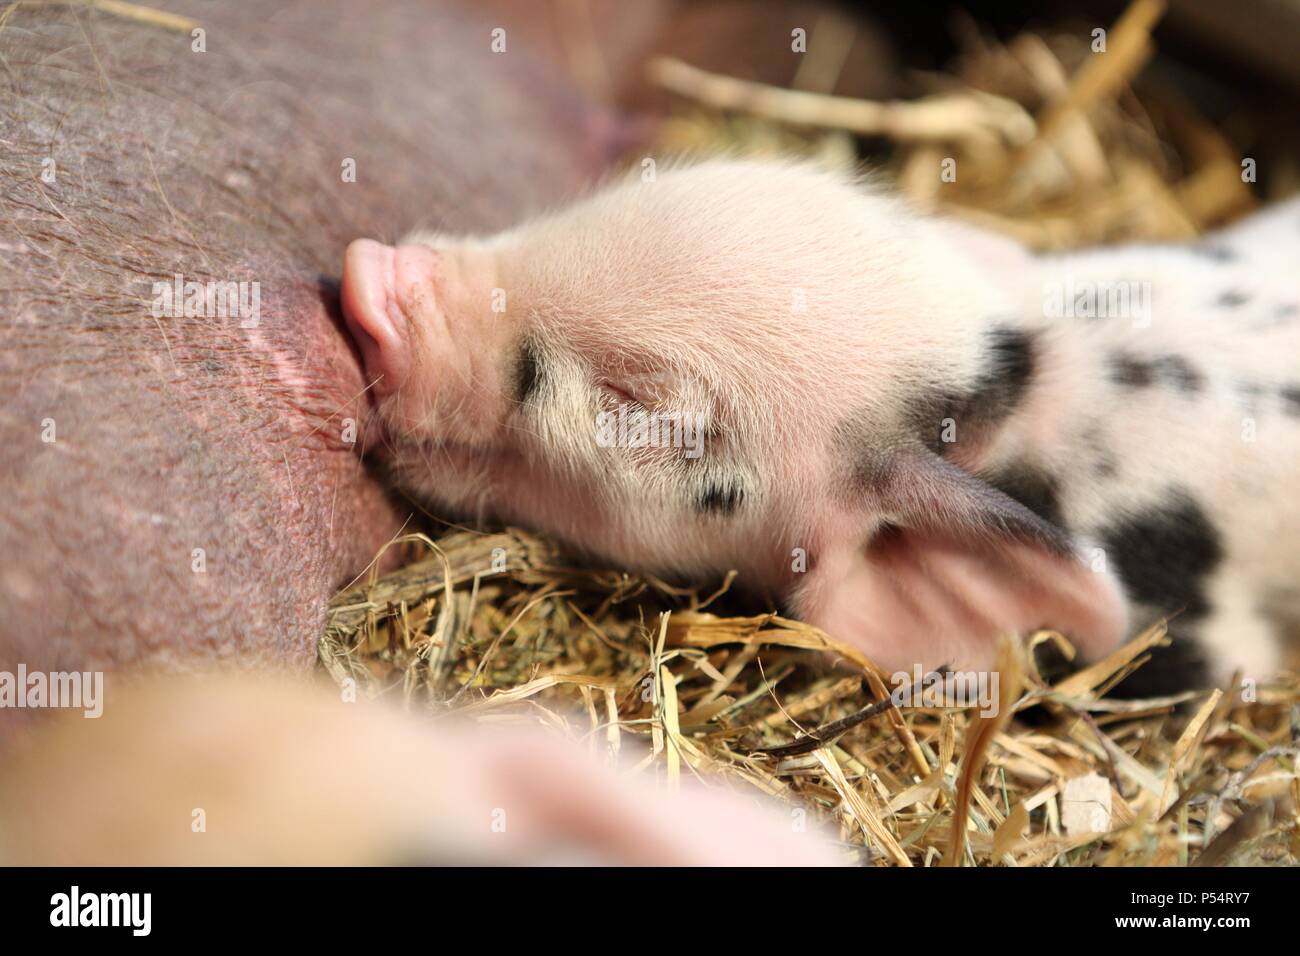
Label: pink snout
xmin=341 ymin=238 xmax=442 ymax=398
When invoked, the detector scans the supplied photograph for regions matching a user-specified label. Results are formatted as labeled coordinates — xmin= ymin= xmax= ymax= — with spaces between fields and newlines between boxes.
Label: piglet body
xmin=993 ymin=203 xmax=1300 ymax=691
xmin=342 ymin=160 xmax=1300 ymax=692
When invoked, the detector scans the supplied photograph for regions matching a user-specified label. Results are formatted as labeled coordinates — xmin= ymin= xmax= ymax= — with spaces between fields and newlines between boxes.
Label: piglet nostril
xmin=341 ymin=238 xmax=408 ymax=394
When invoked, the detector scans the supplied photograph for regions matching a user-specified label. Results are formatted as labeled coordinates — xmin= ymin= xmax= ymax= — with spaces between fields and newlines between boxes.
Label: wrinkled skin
xmin=0 ymin=0 xmax=620 ymax=696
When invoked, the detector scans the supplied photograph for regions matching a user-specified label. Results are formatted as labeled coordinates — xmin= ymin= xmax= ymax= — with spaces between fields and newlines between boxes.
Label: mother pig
xmin=0 ymin=0 xmax=631 ymax=705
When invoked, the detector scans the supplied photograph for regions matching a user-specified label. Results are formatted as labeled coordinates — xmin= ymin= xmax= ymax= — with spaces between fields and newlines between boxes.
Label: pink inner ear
xmin=793 ymin=528 xmax=1128 ymax=675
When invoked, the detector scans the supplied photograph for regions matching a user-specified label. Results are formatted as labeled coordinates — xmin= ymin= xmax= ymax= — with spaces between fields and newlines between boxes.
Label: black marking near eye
xmin=1108 ymin=353 xmax=1204 ymax=393
xmin=918 ymin=324 xmax=1036 ymax=452
xmin=1216 ymin=289 xmax=1250 ymax=308
xmin=514 ymin=339 xmax=541 ymax=405
xmin=982 ymin=465 xmax=1065 ymax=529
xmin=1282 ymin=385 xmax=1300 ymax=417
xmin=696 ymin=480 xmax=744 ymax=516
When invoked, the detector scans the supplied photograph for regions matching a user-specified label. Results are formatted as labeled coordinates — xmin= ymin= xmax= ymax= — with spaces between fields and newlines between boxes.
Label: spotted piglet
xmin=341 ymin=159 xmax=1300 ymax=694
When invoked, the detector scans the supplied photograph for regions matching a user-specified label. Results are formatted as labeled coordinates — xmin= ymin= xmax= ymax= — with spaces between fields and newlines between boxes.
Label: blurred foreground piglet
xmin=0 ymin=674 xmax=841 ymax=865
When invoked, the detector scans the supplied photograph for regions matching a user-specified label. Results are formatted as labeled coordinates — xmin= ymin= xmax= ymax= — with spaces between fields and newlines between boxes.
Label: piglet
xmin=342 ymin=159 xmax=1300 ymax=695
xmin=0 ymin=673 xmax=840 ymax=865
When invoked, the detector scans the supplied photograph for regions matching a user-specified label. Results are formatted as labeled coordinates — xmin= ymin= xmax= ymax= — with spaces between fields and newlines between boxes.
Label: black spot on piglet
xmin=1109 ymin=352 xmax=1155 ymax=388
xmin=978 ymin=325 xmax=1036 ymax=414
xmin=697 ymin=481 xmax=744 ymax=516
xmin=1108 ymin=352 xmax=1204 ymax=394
xmin=1096 ymin=490 xmax=1223 ymax=695
xmin=1281 ymin=385 xmax=1300 ymax=417
xmin=983 ymin=465 xmax=1064 ymax=529
xmin=1158 ymin=356 xmax=1204 ymax=394
xmin=1099 ymin=490 xmax=1222 ymax=619
xmin=1111 ymin=636 xmax=1212 ymax=699
xmin=920 ymin=325 xmax=1036 ymax=451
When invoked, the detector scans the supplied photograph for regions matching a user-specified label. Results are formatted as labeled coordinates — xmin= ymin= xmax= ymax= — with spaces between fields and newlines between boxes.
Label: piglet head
xmin=341 ymin=160 xmax=1127 ymax=675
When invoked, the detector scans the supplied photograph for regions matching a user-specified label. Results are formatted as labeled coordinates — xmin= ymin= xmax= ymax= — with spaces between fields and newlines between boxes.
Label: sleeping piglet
xmin=341 ymin=159 xmax=1300 ymax=695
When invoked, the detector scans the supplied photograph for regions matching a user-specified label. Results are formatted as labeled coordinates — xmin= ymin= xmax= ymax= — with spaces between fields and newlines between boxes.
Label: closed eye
xmin=599 ymin=381 xmax=643 ymax=408
xmin=515 ymin=339 xmax=542 ymax=406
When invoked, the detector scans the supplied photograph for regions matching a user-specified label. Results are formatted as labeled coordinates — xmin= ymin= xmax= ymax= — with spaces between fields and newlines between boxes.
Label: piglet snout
xmin=341 ymin=238 xmax=441 ymax=397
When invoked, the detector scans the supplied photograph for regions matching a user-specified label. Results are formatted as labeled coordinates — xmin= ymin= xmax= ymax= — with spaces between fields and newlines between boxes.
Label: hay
xmin=648 ymin=0 xmax=1285 ymax=247
xmin=324 ymin=531 xmax=1299 ymax=866
xmin=321 ymin=1 xmax=1300 ymax=865
xmin=0 ymin=1 xmax=200 ymax=34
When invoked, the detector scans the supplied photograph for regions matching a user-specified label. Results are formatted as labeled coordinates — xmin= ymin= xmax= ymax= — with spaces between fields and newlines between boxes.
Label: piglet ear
xmin=877 ymin=449 xmax=1074 ymax=558
xmin=788 ymin=448 xmax=1128 ymax=675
